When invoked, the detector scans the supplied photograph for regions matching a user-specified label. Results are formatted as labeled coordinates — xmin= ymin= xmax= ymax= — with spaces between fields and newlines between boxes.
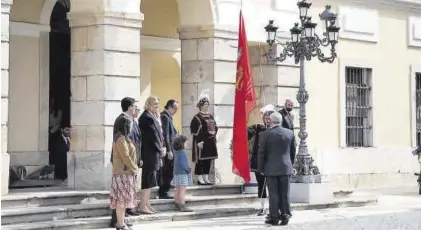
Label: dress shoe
xmin=176 ymin=203 xmax=194 ymax=212
xmin=115 ymin=224 xmax=132 ymax=230
xmin=280 ymin=218 xmax=289 ymax=226
xmin=110 ymin=221 xmax=133 ymax=228
xmin=280 ymin=214 xmax=291 ymax=226
xmin=109 ymin=211 xmax=133 ymax=228
xmin=126 ymin=210 xmax=141 ymax=216
xmin=197 ymin=181 xmax=208 ymax=186
xmin=257 ymin=209 xmax=266 ymax=216
xmin=264 ymin=219 xmax=279 ymax=226
xmin=159 ymin=195 xmax=173 ymax=199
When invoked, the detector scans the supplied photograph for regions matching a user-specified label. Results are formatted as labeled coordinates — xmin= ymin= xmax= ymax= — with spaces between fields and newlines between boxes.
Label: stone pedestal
xmin=290 ymin=181 xmax=334 ymax=204
xmin=67 ymin=3 xmax=143 ymax=189
xmin=178 ymin=25 xmax=238 ymax=184
xmin=1 ymin=0 xmax=13 ymax=195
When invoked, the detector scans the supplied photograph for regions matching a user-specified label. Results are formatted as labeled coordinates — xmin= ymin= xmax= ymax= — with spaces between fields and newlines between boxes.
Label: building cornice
xmin=178 ymin=24 xmax=238 ymax=40
xmin=67 ymin=11 xmax=144 ymax=29
xmin=140 ymin=35 xmax=180 ymax=52
xmin=344 ymin=0 xmax=421 ymax=12
xmin=10 ymin=22 xmax=180 ymax=52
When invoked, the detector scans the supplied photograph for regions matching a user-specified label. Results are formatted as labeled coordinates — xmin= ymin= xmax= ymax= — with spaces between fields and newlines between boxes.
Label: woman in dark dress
xmin=138 ymin=96 xmax=165 ymax=214
xmin=248 ymin=104 xmax=275 ymax=216
xmin=190 ymin=97 xmax=218 ymax=185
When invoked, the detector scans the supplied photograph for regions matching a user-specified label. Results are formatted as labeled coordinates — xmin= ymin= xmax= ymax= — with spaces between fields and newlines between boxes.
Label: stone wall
xmin=248 ymin=44 xmax=299 ymax=124
xmin=67 ymin=9 xmax=143 ymax=189
xmin=1 ymin=0 xmax=12 ymax=195
xmin=178 ymin=25 xmax=239 ymax=184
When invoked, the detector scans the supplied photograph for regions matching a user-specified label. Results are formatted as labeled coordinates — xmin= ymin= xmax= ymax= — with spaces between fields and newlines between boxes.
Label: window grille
xmin=416 ymin=73 xmax=421 ymax=146
xmin=345 ymin=67 xmax=373 ymax=147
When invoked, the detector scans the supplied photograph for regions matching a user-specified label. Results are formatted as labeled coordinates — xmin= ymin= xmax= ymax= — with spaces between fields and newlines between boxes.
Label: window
xmin=416 ymin=73 xmax=421 ymax=146
xmin=345 ymin=67 xmax=373 ymax=147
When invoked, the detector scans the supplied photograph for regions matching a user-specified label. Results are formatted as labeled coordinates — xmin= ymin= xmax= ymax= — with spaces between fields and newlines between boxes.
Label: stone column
xmin=1 ymin=0 xmax=12 ymax=195
xmin=248 ymin=44 xmax=300 ymax=124
xmin=178 ymin=25 xmax=239 ymax=184
xmin=67 ymin=0 xmax=143 ymax=189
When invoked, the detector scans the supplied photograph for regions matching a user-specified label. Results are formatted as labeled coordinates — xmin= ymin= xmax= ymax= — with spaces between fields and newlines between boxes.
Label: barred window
xmin=416 ymin=73 xmax=421 ymax=146
xmin=345 ymin=67 xmax=373 ymax=147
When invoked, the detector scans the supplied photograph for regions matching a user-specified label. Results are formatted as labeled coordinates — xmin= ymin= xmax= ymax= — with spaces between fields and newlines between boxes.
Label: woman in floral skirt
xmin=110 ymin=115 xmax=138 ymax=230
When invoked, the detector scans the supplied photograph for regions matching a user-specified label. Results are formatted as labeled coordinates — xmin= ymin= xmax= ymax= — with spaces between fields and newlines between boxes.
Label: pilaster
xmin=178 ymin=25 xmax=238 ymax=184
xmin=1 ymin=0 xmax=13 ymax=195
xmin=67 ymin=7 xmax=143 ymax=189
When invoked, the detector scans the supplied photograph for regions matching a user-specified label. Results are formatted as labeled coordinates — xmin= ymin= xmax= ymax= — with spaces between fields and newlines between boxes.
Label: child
xmin=172 ymin=135 xmax=194 ymax=212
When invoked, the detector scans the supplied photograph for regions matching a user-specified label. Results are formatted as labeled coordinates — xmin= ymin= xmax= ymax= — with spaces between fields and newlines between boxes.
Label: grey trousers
xmin=266 ymin=175 xmax=291 ymax=220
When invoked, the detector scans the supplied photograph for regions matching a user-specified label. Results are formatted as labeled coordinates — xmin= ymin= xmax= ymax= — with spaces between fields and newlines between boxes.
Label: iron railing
xmin=345 ymin=67 xmax=373 ymax=147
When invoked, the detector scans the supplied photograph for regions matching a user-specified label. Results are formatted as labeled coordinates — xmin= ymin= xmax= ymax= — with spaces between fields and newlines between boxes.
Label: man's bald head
xmin=284 ymin=99 xmax=294 ymax=112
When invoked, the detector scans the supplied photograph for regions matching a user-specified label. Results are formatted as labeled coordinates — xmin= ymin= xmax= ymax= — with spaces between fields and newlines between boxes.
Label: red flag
xmin=232 ymin=11 xmax=256 ymax=184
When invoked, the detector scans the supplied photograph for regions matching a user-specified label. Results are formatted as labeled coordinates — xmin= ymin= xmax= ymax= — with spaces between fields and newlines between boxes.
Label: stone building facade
xmin=1 ymin=0 xmax=421 ymax=195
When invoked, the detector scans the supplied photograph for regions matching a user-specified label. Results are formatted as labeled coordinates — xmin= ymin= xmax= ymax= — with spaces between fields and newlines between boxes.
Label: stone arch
xmin=140 ymin=0 xmax=215 ymax=38
xmin=7 ymin=0 xmax=55 ymax=188
xmin=140 ymin=0 xmax=180 ymax=38
xmin=39 ymin=0 xmax=56 ymax=25
xmin=176 ymin=0 xmax=215 ymax=26
xmin=139 ymin=0 xmax=216 ymax=132
xmin=7 ymin=0 xmax=72 ymax=187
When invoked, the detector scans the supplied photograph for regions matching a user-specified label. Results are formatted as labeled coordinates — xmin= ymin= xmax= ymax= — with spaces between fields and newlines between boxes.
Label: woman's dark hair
xmin=121 ymin=97 xmax=135 ymax=112
xmin=196 ymin=97 xmax=209 ymax=109
xmin=113 ymin=115 xmax=132 ymax=142
xmin=172 ymin=135 xmax=188 ymax=151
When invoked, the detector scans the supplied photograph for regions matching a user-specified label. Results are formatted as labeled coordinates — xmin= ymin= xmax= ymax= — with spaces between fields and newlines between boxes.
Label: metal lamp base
xmin=292 ymin=174 xmax=322 ymax=183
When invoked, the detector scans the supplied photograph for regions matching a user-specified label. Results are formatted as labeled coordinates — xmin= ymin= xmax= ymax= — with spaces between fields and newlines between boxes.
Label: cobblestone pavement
xmin=122 ymin=188 xmax=421 ymax=230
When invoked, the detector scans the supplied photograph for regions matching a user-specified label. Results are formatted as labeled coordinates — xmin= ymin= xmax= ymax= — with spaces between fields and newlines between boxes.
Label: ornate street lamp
xmin=264 ymin=2 xmax=340 ymax=183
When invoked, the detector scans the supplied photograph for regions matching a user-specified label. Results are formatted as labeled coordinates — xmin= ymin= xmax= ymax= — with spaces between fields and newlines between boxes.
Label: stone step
xmin=1 ymin=204 xmax=259 ymax=230
xmin=2 ymin=184 xmax=243 ymax=208
xmin=1 ymin=195 xmax=378 ymax=230
xmin=1 ymin=194 xmax=258 ymax=225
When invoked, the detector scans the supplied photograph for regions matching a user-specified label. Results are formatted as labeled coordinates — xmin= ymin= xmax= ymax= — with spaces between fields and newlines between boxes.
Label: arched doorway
xmin=48 ymin=0 xmax=71 ymax=180
xmin=140 ymin=0 xmax=182 ymax=131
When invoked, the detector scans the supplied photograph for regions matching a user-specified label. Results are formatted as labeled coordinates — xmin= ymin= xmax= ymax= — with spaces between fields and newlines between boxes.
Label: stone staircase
xmin=1 ymin=184 xmax=378 ymax=230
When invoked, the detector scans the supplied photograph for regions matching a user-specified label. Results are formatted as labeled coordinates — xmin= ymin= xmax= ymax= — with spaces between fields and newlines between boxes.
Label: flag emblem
xmin=237 ymin=48 xmax=242 ymax=61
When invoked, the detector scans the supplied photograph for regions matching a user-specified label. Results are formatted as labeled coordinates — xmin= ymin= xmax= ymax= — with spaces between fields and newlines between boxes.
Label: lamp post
xmin=264 ymin=2 xmax=340 ymax=183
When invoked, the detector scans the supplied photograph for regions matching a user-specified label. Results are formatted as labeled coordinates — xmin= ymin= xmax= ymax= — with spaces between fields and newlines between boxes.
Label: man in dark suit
xmin=130 ymin=104 xmax=142 ymax=167
xmin=158 ymin=100 xmax=179 ymax=199
xmin=110 ymin=97 xmax=141 ymax=228
xmin=278 ymin=99 xmax=294 ymax=130
xmin=258 ymin=111 xmax=296 ymax=226
xmin=52 ymin=126 xmax=71 ymax=181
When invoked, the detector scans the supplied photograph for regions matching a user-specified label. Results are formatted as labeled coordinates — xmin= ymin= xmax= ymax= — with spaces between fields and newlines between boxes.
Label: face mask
xmin=286 ymin=108 xmax=293 ymax=112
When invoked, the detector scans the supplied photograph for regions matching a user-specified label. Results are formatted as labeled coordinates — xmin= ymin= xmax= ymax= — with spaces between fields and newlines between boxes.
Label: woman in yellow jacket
xmin=110 ymin=115 xmax=139 ymax=230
